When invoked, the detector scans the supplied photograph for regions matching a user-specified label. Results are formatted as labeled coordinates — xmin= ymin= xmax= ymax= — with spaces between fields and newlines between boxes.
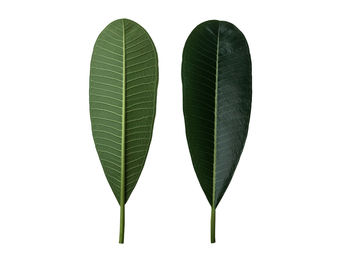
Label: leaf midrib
xmin=120 ymin=19 xmax=126 ymax=207
xmin=212 ymin=23 xmax=220 ymax=209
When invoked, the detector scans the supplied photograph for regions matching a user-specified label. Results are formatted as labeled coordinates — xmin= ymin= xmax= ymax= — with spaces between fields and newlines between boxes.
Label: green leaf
xmin=182 ymin=20 xmax=251 ymax=243
xmin=89 ymin=19 xmax=158 ymax=243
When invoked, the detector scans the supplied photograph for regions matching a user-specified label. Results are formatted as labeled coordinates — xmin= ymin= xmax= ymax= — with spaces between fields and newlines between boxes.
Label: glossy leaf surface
xmin=182 ymin=20 xmax=251 ymax=242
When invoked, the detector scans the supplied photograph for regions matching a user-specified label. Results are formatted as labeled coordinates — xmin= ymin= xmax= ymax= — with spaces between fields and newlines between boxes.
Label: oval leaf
xmin=182 ymin=20 xmax=251 ymax=242
xmin=90 ymin=19 xmax=158 ymax=243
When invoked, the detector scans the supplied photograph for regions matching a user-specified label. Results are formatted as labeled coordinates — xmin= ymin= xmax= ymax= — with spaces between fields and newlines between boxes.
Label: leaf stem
xmin=119 ymin=203 xmax=125 ymax=243
xmin=211 ymin=206 xmax=216 ymax=243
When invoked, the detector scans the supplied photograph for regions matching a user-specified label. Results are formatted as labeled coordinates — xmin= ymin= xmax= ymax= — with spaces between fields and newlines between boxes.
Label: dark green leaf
xmin=182 ymin=20 xmax=251 ymax=242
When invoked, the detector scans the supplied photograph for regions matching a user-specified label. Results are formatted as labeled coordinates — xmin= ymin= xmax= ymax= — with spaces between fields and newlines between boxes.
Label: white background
xmin=1 ymin=0 xmax=349 ymax=262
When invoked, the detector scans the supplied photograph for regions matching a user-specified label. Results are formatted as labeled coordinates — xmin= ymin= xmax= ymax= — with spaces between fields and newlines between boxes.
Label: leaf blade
xmin=182 ymin=20 xmax=251 ymax=208
xmin=90 ymin=19 xmax=158 ymax=206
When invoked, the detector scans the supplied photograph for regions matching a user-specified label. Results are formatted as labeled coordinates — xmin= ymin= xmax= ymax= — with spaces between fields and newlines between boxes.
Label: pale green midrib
xmin=120 ymin=19 xmax=126 ymax=206
xmin=212 ymin=24 xmax=220 ymax=209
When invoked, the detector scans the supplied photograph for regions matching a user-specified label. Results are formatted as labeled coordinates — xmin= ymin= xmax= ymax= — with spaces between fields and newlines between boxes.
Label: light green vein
xmin=120 ymin=19 xmax=126 ymax=208
xmin=212 ymin=24 xmax=220 ymax=209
